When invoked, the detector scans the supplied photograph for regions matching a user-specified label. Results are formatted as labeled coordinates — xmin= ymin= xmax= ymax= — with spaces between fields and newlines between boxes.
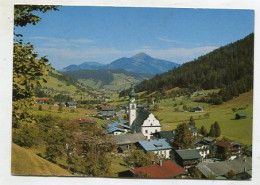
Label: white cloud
xmin=29 ymin=36 xmax=95 ymax=48
xmin=36 ymin=45 xmax=218 ymax=68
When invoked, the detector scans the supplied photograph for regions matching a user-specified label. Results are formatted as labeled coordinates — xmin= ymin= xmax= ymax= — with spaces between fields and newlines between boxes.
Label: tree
xmin=189 ymin=116 xmax=195 ymax=126
xmin=209 ymin=124 xmax=216 ymax=137
xmin=124 ymin=150 xmax=158 ymax=168
xmin=214 ymin=121 xmax=221 ymax=137
xmin=65 ymin=124 xmax=116 ymax=176
xmin=174 ymin=123 xmax=194 ymax=149
xmin=13 ymin=5 xmax=58 ymax=129
xmin=58 ymin=104 xmax=63 ymax=112
xmin=38 ymin=105 xmax=43 ymax=111
xmin=183 ymin=105 xmax=188 ymax=111
xmin=200 ymin=125 xmax=208 ymax=136
xmin=45 ymin=128 xmax=65 ymax=163
xmin=153 ymin=104 xmax=159 ymax=111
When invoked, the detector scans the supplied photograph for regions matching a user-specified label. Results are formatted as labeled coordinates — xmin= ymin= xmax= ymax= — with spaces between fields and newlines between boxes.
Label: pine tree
xmin=189 ymin=116 xmax=195 ymax=126
xmin=214 ymin=121 xmax=221 ymax=137
xmin=58 ymin=104 xmax=63 ymax=112
xmin=38 ymin=105 xmax=43 ymax=111
xmin=200 ymin=125 xmax=207 ymax=136
xmin=209 ymin=124 xmax=216 ymax=137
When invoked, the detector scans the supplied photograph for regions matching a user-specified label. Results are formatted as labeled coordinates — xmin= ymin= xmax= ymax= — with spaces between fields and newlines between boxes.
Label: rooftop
xmin=131 ymin=160 xmax=186 ymax=178
xmin=198 ymin=157 xmax=252 ymax=178
xmin=112 ymin=133 xmax=146 ymax=145
xmin=138 ymin=139 xmax=172 ymax=152
xmin=175 ymin=149 xmax=201 ymax=160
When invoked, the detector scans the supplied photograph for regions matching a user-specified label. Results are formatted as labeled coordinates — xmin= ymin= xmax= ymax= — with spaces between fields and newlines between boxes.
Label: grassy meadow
xmin=11 ymin=143 xmax=71 ymax=176
xmin=152 ymin=90 xmax=253 ymax=145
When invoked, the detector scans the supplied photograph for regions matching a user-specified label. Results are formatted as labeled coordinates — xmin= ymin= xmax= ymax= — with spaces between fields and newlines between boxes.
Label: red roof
xmin=216 ymin=141 xmax=230 ymax=147
xmin=131 ymin=160 xmax=186 ymax=178
xmin=36 ymin=98 xmax=49 ymax=102
xmin=70 ymin=117 xmax=97 ymax=124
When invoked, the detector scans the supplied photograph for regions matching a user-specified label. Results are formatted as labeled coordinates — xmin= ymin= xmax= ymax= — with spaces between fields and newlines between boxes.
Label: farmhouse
xmin=152 ymin=130 xmax=177 ymax=144
xmin=112 ymin=133 xmax=146 ymax=153
xmin=128 ymin=85 xmax=161 ymax=139
xmin=102 ymin=121 xmax=131 ymax=135
xmin=137 ymin=139 xmax=172 ymax=159
xmin=174 ymin=149 xmax=201 ymax=169
xmin=190 ymin=106 xmax=204 ymax=112
xmin=70 ymin=117 xmax=97 ymax=127
xmin=235 ymin=113 xmax=246 ymax=119
xmin=198 ymin=157 xmax=252 ymax=180
xmin=214 ymin=140 xmax=242 ymax=160
xmin=99 ymin=106 xmax=116 ymax=118
xmin=194 ymin=139 xmax=210 ymax=159
xmin=36 ymin=98 xmax=49 ymax=104
xmin=189 ymin=125 xmax=198 ymax=137
xmin=65 ymin=101 xmax=77 ymax=108
xmin=119 ymin=160 xmax=186 ymax=178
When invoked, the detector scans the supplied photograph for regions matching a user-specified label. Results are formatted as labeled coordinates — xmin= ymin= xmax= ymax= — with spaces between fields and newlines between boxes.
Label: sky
xmin=15 ymin=6 xmax=254 ymax=70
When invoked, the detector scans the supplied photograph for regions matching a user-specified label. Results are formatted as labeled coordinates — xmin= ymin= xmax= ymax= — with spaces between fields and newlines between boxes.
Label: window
xmin=150 ymin=123 xmax=153 ymax=126
xmin=145 ymin=130 xmax=148 ymax=134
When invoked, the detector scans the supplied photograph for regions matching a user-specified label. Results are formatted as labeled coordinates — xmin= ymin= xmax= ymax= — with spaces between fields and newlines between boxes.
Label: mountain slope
xmin=62 ymin=62 xmax=104 ymax=71
xmin=132 ymin=33 xmax=254 ymax=95
xmin=12 ymin=143 xmax=71 ymax=176
xmin=62 ymin=69 xmax=153 ymax=93
xmin=61 ymin=53 xmax=180 ymax=74
xmin=106 ymin=53 xmax=180 ymax=74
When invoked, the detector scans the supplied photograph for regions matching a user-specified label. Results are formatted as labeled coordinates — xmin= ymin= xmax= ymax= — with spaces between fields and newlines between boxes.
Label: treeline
xmin=122 ymin=33 xmax=254 ymax=103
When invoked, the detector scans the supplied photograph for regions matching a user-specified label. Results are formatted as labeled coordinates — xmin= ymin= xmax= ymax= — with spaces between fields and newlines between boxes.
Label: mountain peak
xmin=131 ymin=52 xmax=151 ymax=59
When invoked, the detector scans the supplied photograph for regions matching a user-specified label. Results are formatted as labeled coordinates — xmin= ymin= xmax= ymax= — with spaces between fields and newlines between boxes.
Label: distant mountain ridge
xmin=61 ymin=53 xmax=180 ymax=74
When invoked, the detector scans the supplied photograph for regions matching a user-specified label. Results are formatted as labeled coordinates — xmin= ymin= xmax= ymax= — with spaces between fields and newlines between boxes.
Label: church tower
xmin=128 ymin=84 xmax=137 ymax=126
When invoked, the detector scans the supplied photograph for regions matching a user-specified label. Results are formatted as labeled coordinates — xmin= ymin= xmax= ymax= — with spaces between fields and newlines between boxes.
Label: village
xmin=35 ymin=85 xmax=252 ymax=179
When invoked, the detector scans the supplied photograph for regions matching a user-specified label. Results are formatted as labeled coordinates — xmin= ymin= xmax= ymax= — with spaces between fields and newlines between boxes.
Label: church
xmin=128 ymin=85 xmax=161 ymax=139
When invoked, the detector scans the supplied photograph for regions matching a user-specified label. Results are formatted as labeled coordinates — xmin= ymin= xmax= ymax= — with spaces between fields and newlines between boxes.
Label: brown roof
xmin=131 ymin=160 xmax=186 ymax=178
xmin=216 ymin=141 xmax=230 ymax=147
xmin=70 ymin=117 xmax=97 ymax=124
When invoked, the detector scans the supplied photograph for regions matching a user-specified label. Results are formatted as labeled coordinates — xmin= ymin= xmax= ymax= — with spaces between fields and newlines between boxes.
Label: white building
xmin=128 ymin=85 xmax=161 ymax=139
xmin=141 ymin=113 xmax=161 ymax=139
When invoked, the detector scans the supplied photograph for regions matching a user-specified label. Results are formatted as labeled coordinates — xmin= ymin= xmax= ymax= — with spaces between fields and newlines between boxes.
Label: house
xmin=194 ymin=139 xmax=210 ymax=159
xmin=214 ymin=140 xmax=242 ymax=160
xmin=99 ymin=106 xmax=116 ymax=118
xmin=128 ymin=85 xmax=161 ymax=139
xmin=174 ymin=149 xmax=201 ymax=169
xmin=235 ymin=113 xmax=246 ymax=119
xmin=137 ymin=139 xmax=172 ymax=159
xmin=198 ymin=157 xmax=252 ymax=180
xmin=70 ymin=117 xmax=97 ymax=127
xmin=189 ymin=125 xmax=198 ymax=137
xmin=112 ymin=133 xmax=146 ymax=153
xmin=36 ymin=98 xmax=49 ymax=104
xmin=190 ymin=106 xmax=204 ymax=112
xmin=119 ymin=160 xmax=186 ymax=178
xmin=53 ymin=102 xmax=59 ymax=106
xmin=102 ymin=121 xmax=131 ymax=135
xmin=65 ymin=101 xmax=77 ymax=108
xmin=152 ymin=130 xmax=177 ymax=144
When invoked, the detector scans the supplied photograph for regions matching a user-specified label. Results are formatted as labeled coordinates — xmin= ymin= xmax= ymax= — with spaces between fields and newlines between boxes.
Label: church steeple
xmin=128 ymin=84 xmax=137 ymax=126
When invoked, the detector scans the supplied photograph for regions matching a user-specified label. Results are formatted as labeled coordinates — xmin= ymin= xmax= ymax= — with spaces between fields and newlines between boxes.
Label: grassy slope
xmin=11 ymin=143 xmax=71 ymax=176
xmin=154 ymin=90 xmax=253 ymax=145
xmin=32 ymin=104 xmax=105 ymax=125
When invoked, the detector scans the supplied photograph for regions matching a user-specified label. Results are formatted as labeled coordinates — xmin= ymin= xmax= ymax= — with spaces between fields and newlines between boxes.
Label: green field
xmin=12 ymin=143 xmax=71 ymax=176
xmin=110 ymin=156 xmax=129 ymax=177
xmin=31 ymin=104 xmax=105 ymax=125
xmin=153 ymin=90 xmax=253 ymax=145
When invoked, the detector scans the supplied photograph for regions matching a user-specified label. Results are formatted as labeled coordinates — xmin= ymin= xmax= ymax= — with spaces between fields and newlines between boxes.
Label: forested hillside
xmin=62 ymin=69 xmax=153 ymax=92
xmin=128 ymin=33 xmax=253 ymax=102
